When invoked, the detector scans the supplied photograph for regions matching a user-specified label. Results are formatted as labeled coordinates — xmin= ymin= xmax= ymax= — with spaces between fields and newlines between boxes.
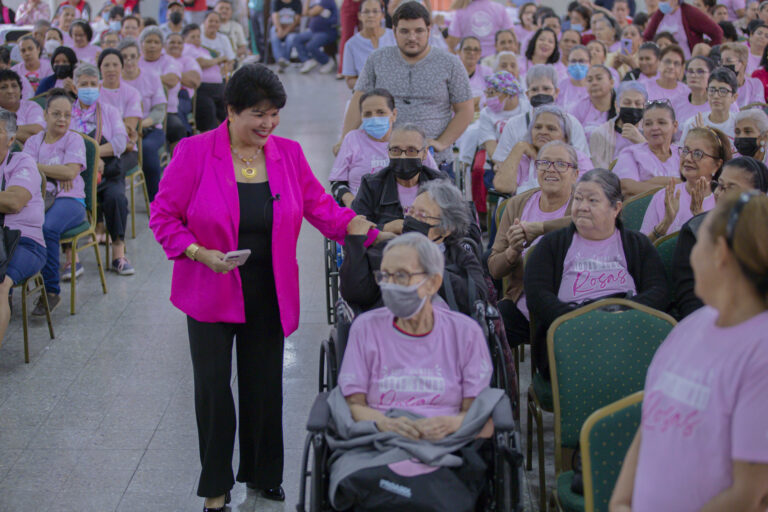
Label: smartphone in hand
xmin=224 ymin=249 xmax=251 ymax=266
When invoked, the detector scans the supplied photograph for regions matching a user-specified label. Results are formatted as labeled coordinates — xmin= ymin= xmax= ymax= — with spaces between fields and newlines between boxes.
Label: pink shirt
xmin=557 ymin=230 xmax=636 ymax=303
xmin=2 ymin=151 xmax=44 ymax=247
xmin=447 ymin=0 xmax=513 ymax=58
xmin=99 ymin=82 xmax=143 ymax=119
xmin=23 ymin=130 xmax=86 ymax=201
xmin=468 ymin=64 xmax=493 ymax=98
xmin=556 ymin=78 xmax=588 ymax=112
xmin=644 ymin=80 xmax=691 ymax=113
xmin=14 ymin=99 xmax=45 ymax=129
xmin=73 ymin=44 xmax=101 ymax=65
xmin=139 ymin=55 xmax=181 ymax=113
xmin=338 ymin=307 xmax=492 ymax=417
xmin=570 ymin=99 xmax=609 ymax=140
xmin=747 ymin=51 xmax=761 ymax=76
xmin=633 ymin=306 xmax=768 ymax=512
xmin=614 ymin=143 xmax=680 ymax=182
xmin=123 ymin=70 xmax=166 ymax=129
xmin=675 ymin=98 xmax=739 ymax=127
xmin=12 ymin=60 xmax=52 ymax=92
xmin=737 ymin=77 xmax=764 ymax=108
xmin=514 ymin=25 xmax=534 ymax=54
xmin=329 ymin=128 xmax=437 ymax=194
xmin=171 ymin=54 xmax=202 ymax=99
xmin=640 ymin=182 xmax=716 ymax=235
xmin=184 ymin=43 xmax=222 ymax=84
xmin=721 ymin=0 xmax=745 ymax=19
xmin=20 ymin=75 xmax=34 ymax=100
xmin=553 ymin=61 xmax=568 ymax=83
xmin=69 ymin=100 xmax=128 ymax=156
xmin=656 ymin=7 xmax=690 ymax=58
xmin=397 ymin=183 xmax=419 ymax=210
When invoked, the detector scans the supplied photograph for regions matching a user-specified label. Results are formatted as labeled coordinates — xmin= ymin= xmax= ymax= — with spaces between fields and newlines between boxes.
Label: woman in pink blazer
xmin=150 ymin=64 xmax=376 ymax=511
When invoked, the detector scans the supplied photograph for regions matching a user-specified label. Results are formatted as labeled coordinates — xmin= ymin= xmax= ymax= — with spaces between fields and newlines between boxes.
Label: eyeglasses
xmin=725 ymin=191 xmax=762 ymax=248
xmin=646 ymin=98 xmax=672 ymax=108
xmin=374 ymin=270 xmax=427 ymax=286
xmin=661 ymin=58 xmax=682 ymax=67
xmin=407 ymin=208 xmax=441 ymax=223
xmin=685 ymin=68 xmax=708 ymax=76
xmin=535 ymin=159 xmax=576 ymax=172
xmin=461 ymin=47 xmax=481 ymax=53
xmin=388 ymin=146 xmax=423 ymax=157
xmin=121 ymin=53 xmax=138 ymax=61
xmin=677 ymin=146 xmax=719 ymax=161
xmin=47 ymin=111 xmax=71 ymax=119
xmin=360 ymin=9 xmax=381 ymax=15
xmin=707 ymin=86 xmax=734 ymax=97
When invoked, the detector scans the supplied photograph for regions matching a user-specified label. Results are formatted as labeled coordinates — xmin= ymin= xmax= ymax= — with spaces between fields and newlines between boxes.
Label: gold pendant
xmin=241 ymin=167 xmax=258 ymax=178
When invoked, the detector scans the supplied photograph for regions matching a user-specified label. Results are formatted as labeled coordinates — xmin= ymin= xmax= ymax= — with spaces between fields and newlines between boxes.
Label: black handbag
xmin=0 ymin=154 xmax=21 ymax=280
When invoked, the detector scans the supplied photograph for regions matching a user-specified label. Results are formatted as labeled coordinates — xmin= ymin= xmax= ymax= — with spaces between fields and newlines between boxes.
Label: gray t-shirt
xmin=355 ymin=46 xmax=472 ymax=163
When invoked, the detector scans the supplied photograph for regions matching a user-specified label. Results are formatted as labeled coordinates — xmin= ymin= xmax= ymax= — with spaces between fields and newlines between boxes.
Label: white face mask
xmin=379 ymin=279 xmax=428 ymax=319
xmin=44 ymin=39 xmax=60 ymax=55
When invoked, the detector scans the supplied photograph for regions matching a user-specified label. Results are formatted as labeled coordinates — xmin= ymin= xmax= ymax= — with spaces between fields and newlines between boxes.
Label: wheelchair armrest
xmin=492 ymin=394 xmax=515 ymax=431
xmin=306 ymin=392 xmax=331 ymax=432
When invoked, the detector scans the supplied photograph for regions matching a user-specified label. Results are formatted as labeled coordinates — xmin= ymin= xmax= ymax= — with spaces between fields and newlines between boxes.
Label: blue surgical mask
xmin=567 ymin=63 xmax=589 ymax=80
xmin=361 ymin=116 xmax=390 ymax=140
xmin=109 ymin=20 xmax=121 ymax=31
xmin=659 ymin=1 xmax=673 ymax=14
xmin=78 ymin=87 xmax=100 ymax=106
xmin=570 ymin=23 xmax=583 ymax=32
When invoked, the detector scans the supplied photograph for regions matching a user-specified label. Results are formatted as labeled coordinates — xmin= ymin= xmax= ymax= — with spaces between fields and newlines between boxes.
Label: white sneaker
xmin=300 ymin=59 xmax=318 ymax=74
xmin=319 ymin=60 xmax=336 ymax=74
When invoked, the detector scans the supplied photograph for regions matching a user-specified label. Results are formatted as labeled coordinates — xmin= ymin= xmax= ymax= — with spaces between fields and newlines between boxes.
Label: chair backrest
xmin=620 ymin=187 xmax=661 ymax=232
xmin=548 ymin=298 xmax=675 ymax=472
xmin=653 ymin=231 xmax=680 ymax=305
xmin=608 ymin=159 xmax=617 ymax=171
xmin=581 ymin=391 xmax=643 ymax=512
xmin=30 ymin=93 xmax=48 ymax=109
xmin=79 ymin=132 xmax=99 ymax=223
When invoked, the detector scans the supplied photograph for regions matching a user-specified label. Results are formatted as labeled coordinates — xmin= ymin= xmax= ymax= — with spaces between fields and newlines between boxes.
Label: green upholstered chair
xmin=548 ymin=299 xmax=675 ymax=511
xmin=60 ymin=133 xmax=108 ymax=314
xmin=12 ymin=272 xmax=54 ymax=363
xmin=126 ymin=120 xmax=150 ymax=239
xmin=620 ymin=187 xmax=661 ymax=232
xmin=581 ymin=391 xmax=643 ymax=512
xmin=653 ymin=231 xmax=680 ymax=307
xmin=30 ymin=93 xmax=48 ymax=109
xmin=526 ymin=305 xmax=552 ymax=512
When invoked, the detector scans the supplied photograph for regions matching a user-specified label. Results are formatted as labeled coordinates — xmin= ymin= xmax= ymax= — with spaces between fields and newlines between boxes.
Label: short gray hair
xmin=139 ymin=26 xmax=164 ymax=45
xmin=383 ymin=232 xmax=445 ymax=277
xmin=418 ymin=179 xmax=472 ymax=237
xmin=735 ymin=108 xmax=768 ymax=134
xmin=617 ymin=80 xmax=648 ymax=103
xmin=525 ymin=64 xmax=558 ymax=89
xmin=537 ymin=140 xmax=579 ymax=168
xmin=0 ymin=108 xmax=17 ymax=139
xmin=578 ymin=168 xmax=623 ymax=207
xmin=33 ymin=19 xmax=51 ymax=30
xmin=73 ymin=62 xmax=99 ymax=82
xmin=526 ymin=104 xmax=571 ymax=144
xmin=392 ymin=122 xmax=427 ymax=148
xmin=117 ymin=37 xmax=140 ymax=54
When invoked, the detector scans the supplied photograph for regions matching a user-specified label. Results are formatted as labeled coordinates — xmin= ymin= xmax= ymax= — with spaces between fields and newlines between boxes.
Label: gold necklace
xmin=231 ymin=146 xmax=262 ymax=179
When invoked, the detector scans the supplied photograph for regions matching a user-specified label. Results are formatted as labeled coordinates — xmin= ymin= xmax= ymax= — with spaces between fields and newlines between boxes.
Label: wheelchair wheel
xmin=324 ymin=238 xmax=340 ymax=325
xmin=318 ymin=333 xmax=338 ymax=393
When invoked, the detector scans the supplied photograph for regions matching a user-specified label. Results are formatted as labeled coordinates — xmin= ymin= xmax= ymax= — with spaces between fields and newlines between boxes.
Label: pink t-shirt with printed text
xmin=557 ymin=230 xmax=636 ymax=304
xmin=447 ymin=0 xmax=513 ymax=57
xmin=12 ymin=59 xmax=52 ymax=91
xmin=23 ymin=130 xmax=86 ymax=201
xmin=338 ymin=307 xmax=492 ymax=417
xmin=632 ymin=306 xmax=768 ymax=512
xmin=99 ymin=82 xmax=143 ymax=119
xmin=640 ymin=182 xmax=716 ymax=235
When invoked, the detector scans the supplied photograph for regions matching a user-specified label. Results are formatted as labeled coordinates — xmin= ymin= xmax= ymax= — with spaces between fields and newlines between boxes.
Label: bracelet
xmin=185 ymin=243 xmax=201 ymax=261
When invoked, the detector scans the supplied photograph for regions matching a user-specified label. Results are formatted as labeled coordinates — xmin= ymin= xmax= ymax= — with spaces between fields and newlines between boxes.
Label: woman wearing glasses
xmin=642 ymin=126 xmax=732 ymax=241
xmin=643 ymin=45 xmax=691 ymax=113
xmin=352 ymin=123 xmax=446 ymax=235
xmin=611 ymin=191 xmax=768 ymax=512
xmin=680 ymin=67 xmax=739 ymax=142
xmin=614 ymin=99 xmax=680 ymax=197
xmin=488 ymin=140 xmax=578 ymax=349
xmin=676 ymin=56 xmax=716 ymax=127
xmin=340 ymin=0 xmax=395 ymax=90
xmin=458 ymin=36 xmax=493 ymax=107
xmin=523 ymin=168 xmax=668 ymax=377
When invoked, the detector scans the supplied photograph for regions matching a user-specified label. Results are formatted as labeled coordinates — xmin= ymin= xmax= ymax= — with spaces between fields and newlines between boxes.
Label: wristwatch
xmin=185 ymin=243 xmax=201 ymax=261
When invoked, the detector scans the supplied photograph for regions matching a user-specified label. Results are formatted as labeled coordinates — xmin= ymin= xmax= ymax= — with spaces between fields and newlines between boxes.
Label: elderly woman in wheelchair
xmin=300 ymin=232 xmax=519 ymax=512
xmin=340 ymin=179 xmax=487 ymax=316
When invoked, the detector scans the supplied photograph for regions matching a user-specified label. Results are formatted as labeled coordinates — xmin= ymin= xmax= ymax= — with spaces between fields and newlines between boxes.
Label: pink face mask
xmin=486 ymin=95 xmax=505 ymax=113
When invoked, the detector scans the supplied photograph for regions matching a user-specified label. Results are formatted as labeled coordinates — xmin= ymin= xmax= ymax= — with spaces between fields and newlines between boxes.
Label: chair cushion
xmin=61 ymin=221 xmax=90 ymax=240
xmin=533 ymin=372 xmax=553 ymax=411
xmin=556 ymin=471 xmax=585 ymax=512
xmin=125 ymin=165 xmax=141 ymax=177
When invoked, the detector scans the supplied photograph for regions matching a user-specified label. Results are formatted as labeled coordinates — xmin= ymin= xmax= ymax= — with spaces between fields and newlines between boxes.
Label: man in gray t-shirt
xmin=339 ymin=2 xmax=473 ymax=164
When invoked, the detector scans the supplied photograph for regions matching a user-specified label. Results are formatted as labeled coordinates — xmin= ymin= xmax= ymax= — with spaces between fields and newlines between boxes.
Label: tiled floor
xmin=0 ymin=68 xmax=553 ymax=511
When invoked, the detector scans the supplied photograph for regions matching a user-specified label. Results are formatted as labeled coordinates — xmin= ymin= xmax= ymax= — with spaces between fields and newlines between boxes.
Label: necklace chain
xmin=231 ymin=145 xmax=262 ymax=179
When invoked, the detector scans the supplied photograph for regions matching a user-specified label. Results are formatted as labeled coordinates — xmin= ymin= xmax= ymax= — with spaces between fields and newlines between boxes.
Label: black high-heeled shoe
xmin=202 ymin=491 xmax=231 ymax=511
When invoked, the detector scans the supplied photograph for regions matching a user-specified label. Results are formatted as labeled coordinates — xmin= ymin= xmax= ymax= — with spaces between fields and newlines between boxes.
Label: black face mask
xmin=53 ymin=64 xmax=71 ymax=79
xmin=169 ymin=11 xmax=183 ymax=24
xmin=723 ymin=64 xmax=737 ymax=74
xmin=734 ymin=137 xmax=759 ymax=157
xmin=618 ymin=107 xmax=644 ymax=126
xmin=529 ymin=94 xmax=554 ymax=108
xmin=402 ymin=216 xmax=431 ymax=236
xmin=390 ymin=157 xmax=422 ymax=180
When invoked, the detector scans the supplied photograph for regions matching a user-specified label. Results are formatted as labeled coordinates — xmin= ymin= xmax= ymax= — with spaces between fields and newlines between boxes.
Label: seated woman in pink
xmin=0 ymin=69 xmax=45 ymax=144
xmin=611 ymin=192 xmax=768 ymax=512
xmin=12 ymin=35 xmax=52 ymax=93
xmin=0 ymin=110 xmax=46 ymax=344
xmin=70 ymin=20 xmax=101 ymax=65
xmin=493 ymin=104 xmax=593 ymax=195
xmin=518 ymin=27 xmax=560 ymax=78
xmin=614 ymin=99 xmax=680 ymax=197
xmin=97 ymin=48 xmax=142 ymax=153
xmin=339 ymin=231 xmax=492 ymax=434
xmin=330 ymin=89 xmax=436 ymax=207
xmin=589 ymin=80 xmax=648 ymax=168
xmin=643 ymin=45 xmax=691 ymax=113
xmin=165 ymin=32 xmax=201 ymax=145
xmin=571 ymin=65 xmax=615 ymax=142
xmin=642 ymin=127 xmax=732 ymax=242
xmin=556 ymin=44 xmax=590 ymax=112
xmin=458 ymin=36 xmax=493 ymax=109
xmin=23 ymin=90 xmax=86 ymax=314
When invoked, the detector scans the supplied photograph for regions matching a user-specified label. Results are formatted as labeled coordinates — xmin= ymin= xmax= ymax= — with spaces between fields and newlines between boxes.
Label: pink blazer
xmin=150 ymin=122 xmax=359 ymax=334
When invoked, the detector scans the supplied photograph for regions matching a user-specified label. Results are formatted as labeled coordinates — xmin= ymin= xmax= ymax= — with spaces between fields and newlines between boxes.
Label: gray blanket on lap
xmin=325 ymin=386 xmax=504 ymax=510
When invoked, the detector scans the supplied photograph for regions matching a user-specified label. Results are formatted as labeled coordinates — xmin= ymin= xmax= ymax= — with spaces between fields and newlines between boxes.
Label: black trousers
xmin=497 ymin=298 xmax=530 ymax=349
xmin=97 ymin=177 xmax=128 ymax=241
xmin=186 ymin=267 xmax=284 ymax=498
xmin=195 ymin=82 xmax=227 ymax=133
xmin=166 ymin=112 xmax=188 ymax=144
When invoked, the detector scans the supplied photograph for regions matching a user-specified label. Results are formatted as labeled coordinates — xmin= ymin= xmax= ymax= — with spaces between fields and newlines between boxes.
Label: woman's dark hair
xmin=0 ymin=47 xmax=10 ymax=65
xmin=45 ymin=87 xmax=74 ymax=110
xmin=760 ymin=38 xmax=768 ymax=69
xmin=143 ymin=16 xmax=158 ymax=27
xmin=718 ymin=21 xmax=738 ymax=42
xmin=632 ymin=11 xmax=648 ymax=27
xmin=122 ymin=14 xmax=140 ymax=27
xmin=659 ymin=43 xmax=685 ymax=64
xmin=725 ymin=156 xmax=768 ymax=192
xmin=392 ymin=1 xmax=430 ymax=28
xmin=570 ymin=4 xmax=592 ymax=28
xmin=644 ymin=98 xmax=676 ymax=121
xmin=597 ymin=14 xmax=620 ymax=41
xmin=519 ymin=2 xmax=536 ymax=24
xmin=494 ymin=29 xmax=514 ymax=43
xmin=109 ymin=5 xmax=125 ymax=19
xmin=182 ymin=23 xmax=200 ymax=37
xmin=98 ymin=47 xmax=124 ymax=68
xmin=683 ymin=126 xmax=732 ymax=182
xmin=654 ymin=31 xmax=678 ymax=45
xmin=525 ymin=27 xmax=560 ymax=64
xmin=50 ymin=46 xmax=77 ymax=71
xmin=578 ymin=168 xmax=624 ymax=225
xmin=19 ymin=34 xmax=41 ymax=57
xmin=46 ymin=27 xmax=63 ymax=40
xmin=589 ymin=65 xmax=617 ymax=119
xmin=459 ymin=35 xmax=480 ymax=50
xmin=359 ymin=87 xmax=395 ymax=110
xmin=358 ymin=0 xmax=383 ymax=12
xmin=541 ymin=13 xmax=561 ymax=29
xmin=0 ymin=69 xmax=22 ymax=90
xmin=687 ymin=55 xmax=715 ymax=74
xmin=225 ymin=63 xmax=286 ymax=113
xmin=533 ymin=6 xmax=555 ymax=25
xmin=709 ymin=66 xmax=739 ymax=92
xmin=638 ymin=41 xmax=660 ymax=58
xmin=747 ymin=18 xmax=766 ymax=35
xmin=70 ymin=20 xmax=93 ymax=41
